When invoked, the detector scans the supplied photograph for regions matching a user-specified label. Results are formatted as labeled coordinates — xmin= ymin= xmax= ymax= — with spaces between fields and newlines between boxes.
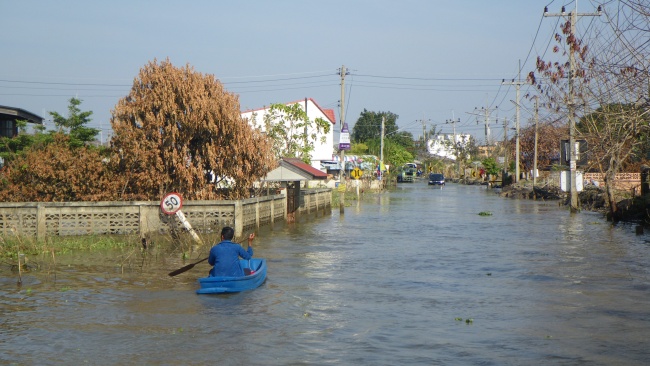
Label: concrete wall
xmin=0 ymin=189 xmax=331 ymax=240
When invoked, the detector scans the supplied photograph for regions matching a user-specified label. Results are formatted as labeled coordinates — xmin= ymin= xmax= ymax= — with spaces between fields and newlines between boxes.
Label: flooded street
xmin=2 ymin=181 xmax=650 ymax=365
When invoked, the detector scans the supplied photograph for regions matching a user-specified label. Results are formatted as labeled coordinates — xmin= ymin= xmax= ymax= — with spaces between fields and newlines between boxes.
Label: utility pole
xmin=338 ymin=65 xmax=349 ymax=214
xmin=533 ymin=96 xmax=539 ymax=187
xmin=503 ymin=62 xmax=525 ymax=183
xmin=468 ymin=104 xmax=497 ymax=151
xmin=380 ymin=116 xmax=385 ymax=181
xmin=445 ymin=117 xmax=460 ymax=178
xmin=417 ymin=118 xmax=431 ymax=150
xmin=502 ymin=117 xmax=509 ymax=182
xmin=422 ymin=119 xmax=426 ymax=142
xmin=544 ymin=2 xmax=601 ymax=212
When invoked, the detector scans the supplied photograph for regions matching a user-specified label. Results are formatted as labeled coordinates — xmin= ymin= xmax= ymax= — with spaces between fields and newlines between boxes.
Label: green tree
xmin=390 ymin=131 xmax=415 ymax=153
xmin=482 ymin=157 xmax=500 ymax=177
xmin=49 ymin=97 xmax=100 ymax=148
xmin=261 ymin=103 xmax=330 ymax=164
xmin=349 ymin=142 xmax=369 ymax=155
xmin=366 ymin=138 xmax=412 ymax=170
xmin=351 ymin=109 xmax=398 ymax=143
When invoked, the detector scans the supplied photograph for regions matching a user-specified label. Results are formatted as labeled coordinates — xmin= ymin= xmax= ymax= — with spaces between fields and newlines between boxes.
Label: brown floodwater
xmin=1 ymin=182 xmax=649 ymax=365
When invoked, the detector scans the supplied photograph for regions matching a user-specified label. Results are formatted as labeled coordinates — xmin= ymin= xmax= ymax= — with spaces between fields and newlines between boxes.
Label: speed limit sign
xmin=161 ymin=192 xmax=183 ymax=215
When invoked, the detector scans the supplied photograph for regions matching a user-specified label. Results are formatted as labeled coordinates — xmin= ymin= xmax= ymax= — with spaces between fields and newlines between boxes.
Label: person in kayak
xmin=208 ymin=227 xmax=254 ymax=277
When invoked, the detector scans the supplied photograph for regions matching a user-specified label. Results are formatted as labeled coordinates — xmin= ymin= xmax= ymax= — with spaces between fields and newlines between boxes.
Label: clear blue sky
xmin=1 ymin=0 xmax=596 ymax=145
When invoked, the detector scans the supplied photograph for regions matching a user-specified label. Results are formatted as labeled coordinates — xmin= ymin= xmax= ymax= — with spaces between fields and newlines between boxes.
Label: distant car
xmin=428 ymin=173 xmax=445 ymax=186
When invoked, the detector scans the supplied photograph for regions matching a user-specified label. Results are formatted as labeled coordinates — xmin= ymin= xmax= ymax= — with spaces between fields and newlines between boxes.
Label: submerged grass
xmin=331 ymin=185 xmax=386 ymax=207
xmin=0 ymin=235 xmax=138 ymax=259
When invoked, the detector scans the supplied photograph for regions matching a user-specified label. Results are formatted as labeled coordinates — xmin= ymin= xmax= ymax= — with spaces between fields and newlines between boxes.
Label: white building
xmin=241 ymin=98 xmax=336 ymax=171
xmin=427 ymin=133 xmax=472 ymax=160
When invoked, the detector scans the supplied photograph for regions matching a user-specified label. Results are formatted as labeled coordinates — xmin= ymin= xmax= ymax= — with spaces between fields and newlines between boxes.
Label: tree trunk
xmin=604 ymin=170 xmax=618 ymax=221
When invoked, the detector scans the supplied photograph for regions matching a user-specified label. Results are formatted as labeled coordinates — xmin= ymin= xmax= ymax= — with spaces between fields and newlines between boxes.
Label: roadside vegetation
xmin=0 ymin=58 xmax=275 ymax=203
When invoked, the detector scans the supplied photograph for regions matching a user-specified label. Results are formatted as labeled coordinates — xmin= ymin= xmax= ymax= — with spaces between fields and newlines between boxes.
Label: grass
xmin=0 ymin=235 xmax=136 ymax=259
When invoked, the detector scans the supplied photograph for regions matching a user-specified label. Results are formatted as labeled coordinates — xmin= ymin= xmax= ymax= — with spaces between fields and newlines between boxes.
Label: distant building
xmin=427 ymin=133 xmax=472 ymax=161
xmin=478 ymin=144 xmax=498 ymax=158
xmin=241 ymin=98 xmax=336 ymax=171
xmin=0 ymin=105 xmax=43 ymax=138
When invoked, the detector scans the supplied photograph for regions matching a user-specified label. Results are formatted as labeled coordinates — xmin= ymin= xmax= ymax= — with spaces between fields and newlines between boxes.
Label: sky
xmin=1 ymin=0 xmax=604 ymax=146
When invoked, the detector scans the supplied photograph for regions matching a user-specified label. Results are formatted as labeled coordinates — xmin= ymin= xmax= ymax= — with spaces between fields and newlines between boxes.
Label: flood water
xmin=1 ymin=181 xmax=650 ymax=365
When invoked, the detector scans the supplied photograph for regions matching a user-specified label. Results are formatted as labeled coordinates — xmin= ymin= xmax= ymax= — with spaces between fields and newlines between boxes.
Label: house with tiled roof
xmin=241 ymin=98 xmax=336 ymax=172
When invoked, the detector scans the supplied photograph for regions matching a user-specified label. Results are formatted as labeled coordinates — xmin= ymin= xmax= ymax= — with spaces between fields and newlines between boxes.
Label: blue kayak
xmin=196 ymin=258 xmax=267 ymax=294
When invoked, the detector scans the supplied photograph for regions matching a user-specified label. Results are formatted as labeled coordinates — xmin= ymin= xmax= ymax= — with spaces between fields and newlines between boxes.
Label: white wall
xmin=241 ymin=99 xmax=335 ymax=170
xmin=427 ymin=133 xmax=472 ymax=160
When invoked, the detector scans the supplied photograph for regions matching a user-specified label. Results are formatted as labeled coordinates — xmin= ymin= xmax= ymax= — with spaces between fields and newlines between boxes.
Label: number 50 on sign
xmin=161 ymin=192 xmax=183 ymax=215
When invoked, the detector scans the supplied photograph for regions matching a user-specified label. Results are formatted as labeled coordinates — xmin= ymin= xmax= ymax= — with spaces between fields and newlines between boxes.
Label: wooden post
xmin=641 ymin=165 xmax=650 ymax=196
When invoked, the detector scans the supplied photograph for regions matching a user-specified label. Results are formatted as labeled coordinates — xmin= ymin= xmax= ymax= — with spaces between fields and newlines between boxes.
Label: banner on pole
xmin=338 ymin=123 xmax=350 ymax=151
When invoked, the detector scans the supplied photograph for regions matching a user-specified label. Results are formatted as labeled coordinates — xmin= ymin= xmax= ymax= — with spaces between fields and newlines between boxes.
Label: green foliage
xmin=390 ymin=131 xmax=415 ymax=151
xmin=482 ymin=157 xmax=500 ymax=176
xmin=49 ymin=98 xmax=100 ymax=148
xmin=460 ymin=136 xmax=480 ymax=163
xmin=0 ymin=234 xmax=132 ymax=258
xmin=385 ymin=142 xmax=413 ymax=169
xmin=350 ymin=142 xmax=369 ymax=154
xmin=364 ymin=138 xmax=412 ymax=168
xmin=263 ymin=103 xmax=330 ymax=164
xmin=351 ymin=109 xmax=399 ymax=143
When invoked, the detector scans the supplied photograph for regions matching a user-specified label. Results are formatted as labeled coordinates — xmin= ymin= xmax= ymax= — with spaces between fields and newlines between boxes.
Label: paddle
xmin=168 ymin=257 xmax=208 ymax=277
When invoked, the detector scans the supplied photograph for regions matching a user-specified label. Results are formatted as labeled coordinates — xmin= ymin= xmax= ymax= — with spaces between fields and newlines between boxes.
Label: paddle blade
xmin=168 ymin=257 xmax=208 ymax=277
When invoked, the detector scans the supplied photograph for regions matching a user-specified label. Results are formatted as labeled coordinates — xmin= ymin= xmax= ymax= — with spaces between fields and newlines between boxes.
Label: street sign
xmin=560 ymin=171 xmax=584 ymax=192
xmin=351 ymin=167 xmax=363 ymax=180
xmin=560 ymin=139 xmax=588 ymax=166
xmin=161 ymin=192 xmax=183 ymax=215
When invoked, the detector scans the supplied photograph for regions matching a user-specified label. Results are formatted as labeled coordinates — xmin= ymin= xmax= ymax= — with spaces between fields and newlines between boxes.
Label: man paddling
xmin=208 ymin=227 xmax=254 ymax=277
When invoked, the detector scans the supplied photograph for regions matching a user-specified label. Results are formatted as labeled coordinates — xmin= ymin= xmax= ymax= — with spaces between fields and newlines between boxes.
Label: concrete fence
xmin=0 ymin=189 xmax=331 ymax=240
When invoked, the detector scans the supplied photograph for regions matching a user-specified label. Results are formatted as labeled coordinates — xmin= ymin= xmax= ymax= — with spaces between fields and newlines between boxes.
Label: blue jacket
xmin=208 ymin=240 xmax=253 ymax=277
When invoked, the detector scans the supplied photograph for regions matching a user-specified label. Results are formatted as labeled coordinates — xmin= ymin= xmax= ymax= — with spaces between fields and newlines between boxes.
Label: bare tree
xmin=531 ymin=2 xmax=650 ymax=218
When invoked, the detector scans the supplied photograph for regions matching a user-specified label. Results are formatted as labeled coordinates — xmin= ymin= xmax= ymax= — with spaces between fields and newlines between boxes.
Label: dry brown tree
xmin=109 ymin=59 xmax=275 ymax=201
xmin=518 ymin=121 xmax=566 ymax=173
xmin=0 ymin=134 xmax=123 ymax=202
